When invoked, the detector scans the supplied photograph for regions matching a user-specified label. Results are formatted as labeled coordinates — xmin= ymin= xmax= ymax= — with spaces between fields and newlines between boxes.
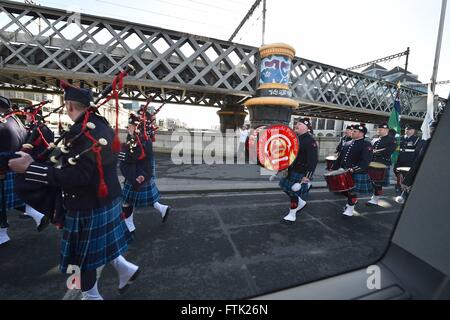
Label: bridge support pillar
xmin=244 ymin=43 xmax=298 ymax=128
xmin=217 ymin=105 xmax=248 ymax=133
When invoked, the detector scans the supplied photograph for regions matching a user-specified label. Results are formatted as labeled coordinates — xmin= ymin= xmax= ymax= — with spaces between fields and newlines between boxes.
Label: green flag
xmin=388 ymin=91 xmax=402 ymax=166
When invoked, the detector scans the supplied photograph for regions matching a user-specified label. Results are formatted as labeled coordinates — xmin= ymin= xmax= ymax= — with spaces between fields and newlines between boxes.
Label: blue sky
xmin=8 ymin=0 xmax=450 ymax=127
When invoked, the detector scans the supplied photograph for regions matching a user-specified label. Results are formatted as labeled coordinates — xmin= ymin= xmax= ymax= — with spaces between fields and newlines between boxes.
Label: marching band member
xmin=401 ymin=121 xmax=438 ymax=195
xmin=19 ymin=105 xmax=55 ymax=230
xmin=9 ymin=84 xmax=139 ymax=300
xmin=394 ymin=124 xmax=420 ymax=193
xmin=336 ymin=125 xmax=354 ymax=154
xmin=367 ymin=123 xmax=397 ymax=206
xmin=119 ymin=113 xmax=170 ymax=233
xmin=279 ymin=118 xmax=318 ymax=222
xmin=0 ymin=96 xmax=27 ymax=246
xmin=332 ymin=124 xmax=373 ymax=217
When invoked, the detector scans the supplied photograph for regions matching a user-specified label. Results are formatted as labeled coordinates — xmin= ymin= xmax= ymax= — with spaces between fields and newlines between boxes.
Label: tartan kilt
xmin=0 ymin=171 xmax=25 ymax=210
xmin=352 ymin=173 xmax=373 ymax=195
xmin=279 ymin=171 xmax=310 ymax=198
xmin=60 ymin=197 xmax=131 ymax=273
xmin=122 ymin=179 xmax=161 ymax=208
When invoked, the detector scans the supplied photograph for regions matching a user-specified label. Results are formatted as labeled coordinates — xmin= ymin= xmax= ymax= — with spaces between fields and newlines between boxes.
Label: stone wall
xmin=119 ymin=129 xmax=341 ymax=161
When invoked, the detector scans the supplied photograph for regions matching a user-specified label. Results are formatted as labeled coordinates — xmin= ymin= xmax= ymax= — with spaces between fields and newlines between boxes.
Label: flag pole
xmin=431 ymin=0 xmax=447 ymax=98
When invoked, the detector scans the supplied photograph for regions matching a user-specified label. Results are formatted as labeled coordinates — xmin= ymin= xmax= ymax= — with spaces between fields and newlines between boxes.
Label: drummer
xmin=324 ymin=124 xmax=353 ymax=171
xmin=332 ymin=123 xmax=373 ymax=217
xmin=279 ymin=118 xmax=318 ymax=222
xmin=394 ymin=124 xmax=420 ymax=194
xmin=336 ymin=124 xmax=354 ymax=154
xmin=367 ymin=123 xmax=397 ymax=206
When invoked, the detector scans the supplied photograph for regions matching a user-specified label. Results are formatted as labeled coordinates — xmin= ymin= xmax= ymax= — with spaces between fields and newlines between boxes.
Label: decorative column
xmin=217 ymin=105 xmax=248 ymax=133
xmin=245 ymin=43 xmax=298 ymax=128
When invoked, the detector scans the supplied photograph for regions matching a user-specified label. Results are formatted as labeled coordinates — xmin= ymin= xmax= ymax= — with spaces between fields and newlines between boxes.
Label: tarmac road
xmin=0 ymin=187 xmax=402 ymax=300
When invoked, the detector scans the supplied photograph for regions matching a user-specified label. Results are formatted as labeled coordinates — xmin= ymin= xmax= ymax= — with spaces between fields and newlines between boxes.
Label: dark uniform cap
xmin=378 ymin=123 xmax=389 ymax=129
xmin=353 ymin=123 xmax=368 ymax=135
xmin=61 ymin=80 xmax=93 ymax=107
xmin=298 ymin=117 xmax=313 ymax=130
xmin=128 ymin=113 xmax=140 ymax=125
xmin=346 ymin=125 xmax=354 ymax=130
xmin=405 ymin=124 xmax=417 ymax=130
xmin=0 ymin=96 xmax=11 ymax=110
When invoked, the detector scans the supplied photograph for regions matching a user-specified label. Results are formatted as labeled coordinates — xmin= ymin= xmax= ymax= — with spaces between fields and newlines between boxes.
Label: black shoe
xmin=118 ymin=268 xmax=140 ymax=295
xmin=162 ymin=207 xmax=171 ymax=223
xmin=19 ymin=214 xmax=32 ymax=220
xmin=37 ymin=216 xmax=50 ymax=232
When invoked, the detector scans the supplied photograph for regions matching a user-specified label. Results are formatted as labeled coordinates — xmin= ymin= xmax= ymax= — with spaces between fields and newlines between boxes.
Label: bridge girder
xmin=0 ymin=0 xmax=446 ymax=123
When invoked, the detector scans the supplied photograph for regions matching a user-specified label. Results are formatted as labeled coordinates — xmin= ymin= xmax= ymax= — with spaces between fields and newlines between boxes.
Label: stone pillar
xmin=244 ymin=43 xmax=299 ymax=128
xmin=217 ymin=105 xmax=248 ymax=134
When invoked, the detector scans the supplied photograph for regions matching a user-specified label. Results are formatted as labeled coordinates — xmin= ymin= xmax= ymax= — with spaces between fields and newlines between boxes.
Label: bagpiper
xmin=119 ymin=113 xmax=170 ymax=233
xmin=0 ymin=96 xmax=27 ymax=246
xmin=17 ymin=103 xmax=55 ymax=230
xmin=9 ymin=83 xmax=139 ymax=300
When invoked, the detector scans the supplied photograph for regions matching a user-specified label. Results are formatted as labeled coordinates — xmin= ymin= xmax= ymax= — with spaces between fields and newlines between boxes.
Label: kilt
xmin=352 ymin=173 xmax=373 ymax=195
xmin=279 ymin=171 xmax=310 ymax=199
xmin=60 ymin=197 xmax=131 ymax=273
xmin=0 ymin=171 xmax=24 ymax=210
xmin=122 ymin=178 xmax=160 ymax=208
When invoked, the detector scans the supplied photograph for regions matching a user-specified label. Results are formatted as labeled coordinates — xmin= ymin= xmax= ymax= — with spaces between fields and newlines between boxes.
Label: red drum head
xmin=256 ymin=125 xmax=299 ymax=171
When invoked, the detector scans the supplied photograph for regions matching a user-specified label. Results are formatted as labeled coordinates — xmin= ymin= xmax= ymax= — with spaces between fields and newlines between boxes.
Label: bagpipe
xmin=20 ymin=100 xmax=55 ymax=159
xmin=137 ymin=96 xmax=165 ymax=142
xmin=14 ymin=64 xmax=135 ymax=226
xmin=36 ymin=64 xmax=135 ymax=165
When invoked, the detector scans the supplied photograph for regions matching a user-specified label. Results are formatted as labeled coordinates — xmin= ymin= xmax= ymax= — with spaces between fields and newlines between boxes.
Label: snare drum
xmin=396 ymin=167 xmax=411 ymax=173
xmin=396 ymin=167 xmax=411 ymax=185
xmin=324 ymin=169 xmax=355 ymax=192
xmin=325 ymin=155 xmax=338 ymax=171
xmin=368 ymin=162 xmax=387 ymax=182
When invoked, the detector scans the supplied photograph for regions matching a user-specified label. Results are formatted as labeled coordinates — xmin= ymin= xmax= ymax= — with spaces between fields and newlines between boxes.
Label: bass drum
xmin=247 ymin=125 xmax=299 ymax=172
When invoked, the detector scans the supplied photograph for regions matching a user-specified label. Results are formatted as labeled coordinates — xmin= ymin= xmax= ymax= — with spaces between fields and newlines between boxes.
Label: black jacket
xmin=372 ymin=135 xmax=397 ymax=166
xmin=336 ymin=136 xmax=352 ymax=154
xmin=333 ymin=138 xmax=373 ymax=173
xmin=22 ymin=111 xmax=122 ymax=211
xmin=396 ymin=134 xmax=420 ymax=168
xmin=403 ymin=139 xmax=429 ymax=187
xmin=289 ymin=132 xmax=318 ymax=179
xmin=0 ymin=115 xmax=27 ymax=172
xmin=119 ymin=133 xmax=154 ymax=189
